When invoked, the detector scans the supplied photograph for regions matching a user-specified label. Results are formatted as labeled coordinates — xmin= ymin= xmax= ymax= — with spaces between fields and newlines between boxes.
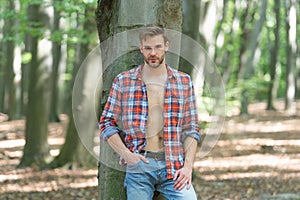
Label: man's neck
xmin=142 ymin=63 xmax=167 ymax=79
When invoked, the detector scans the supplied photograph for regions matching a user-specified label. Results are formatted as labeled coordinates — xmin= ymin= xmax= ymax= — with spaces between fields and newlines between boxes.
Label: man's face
xmin=140 ymin=35 xmax=169 ymax=68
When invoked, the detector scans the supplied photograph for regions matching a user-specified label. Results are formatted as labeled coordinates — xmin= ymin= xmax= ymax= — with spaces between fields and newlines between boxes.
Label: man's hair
xmin=139 ymin=25 xmax=168 ymax=44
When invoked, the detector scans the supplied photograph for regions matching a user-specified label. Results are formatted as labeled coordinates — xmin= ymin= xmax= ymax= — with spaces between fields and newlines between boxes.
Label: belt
xmin=140 ymin=150 xmax=165 ymax=161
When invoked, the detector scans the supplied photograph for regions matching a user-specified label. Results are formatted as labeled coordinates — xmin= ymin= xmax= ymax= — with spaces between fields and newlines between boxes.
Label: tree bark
xmin=215 ymin=0 xmax=237 ymax=85
xmin=236 ymin=1 xmax=251 ymax=80
xmin=3 ymin=0 xmax=17 ymax=119
xmin=296 ymin=1 xmax=300 ymax=99
xmin=21 ymin=32 xmax=31 ymax=117
xmin=0 ymin=2 xmax=4 ymax=112
xmin=49 ymin=2 xmax=62 ymax=122
xmin=198 ymin=0 xmax=221 ymax=58
xmin=240 ymin=0 xmax=268 ymax=115
xmin=267 ymin=0 xmax=281 ymax=110
xmin=296 ymin=47 xmax=300 ymax=99
xmin=0 ymin=51 xmax=4 ymax=113
xmin=284 ymin=0 xmax=297 ymax=111
xmin=49 ymin=5 xmax=96 ymax=169
xmin=19 ymin=3 xmax=52 ymax=167
xmin=180 ymin=0 xmax=201 ymax=75
xmin=213 ymin=0 xmax=229 ymax=63
xmin=96 ymin=0 xmax=182 ymax=199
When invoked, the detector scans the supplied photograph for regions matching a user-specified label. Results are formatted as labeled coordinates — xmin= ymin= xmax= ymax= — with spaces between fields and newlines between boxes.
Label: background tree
xmin=49 ymin=2 xmax=97 ymax=169
xmin=19 ymin=2 xmax=52 ymax=167
xmin=267 ymin=0 xmax=281 ymax=110
xmin=2 ymin=1 xmax=17 ymax=119
xmin=239 ymin=0 xmax=268 ymax=114
xmin=180 ymin=0 xmax=201 ymax=75
xmin=49 ymin=0 xmax=63 ymax=122
xmin=284 ymin=0 xmax=297 ymax=111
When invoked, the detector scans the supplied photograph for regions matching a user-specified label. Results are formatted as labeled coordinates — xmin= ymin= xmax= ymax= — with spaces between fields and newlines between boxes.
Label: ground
xmin=0 ymin=101 xmax=300 ymax=200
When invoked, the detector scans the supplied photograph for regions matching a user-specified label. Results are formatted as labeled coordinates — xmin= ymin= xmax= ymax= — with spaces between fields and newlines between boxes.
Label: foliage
xmin=213 ymin=0 xmax=299 ymax=112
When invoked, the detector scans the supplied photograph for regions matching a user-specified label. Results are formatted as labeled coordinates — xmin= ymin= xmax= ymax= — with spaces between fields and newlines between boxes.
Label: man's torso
xmin=142 ymin=70 xmax=167 ymax=152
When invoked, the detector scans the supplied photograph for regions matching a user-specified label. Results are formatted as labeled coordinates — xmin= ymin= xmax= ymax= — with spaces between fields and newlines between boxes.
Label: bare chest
xmin=146 ymin=83 xmax=165 ymax=106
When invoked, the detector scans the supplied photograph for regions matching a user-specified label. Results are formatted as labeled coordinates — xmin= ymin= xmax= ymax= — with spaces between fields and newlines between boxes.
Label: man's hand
xmin=173 ymin=165 xmax=192 ymax=191
xmin=107 ymin=134 xmax=150 ymax=166
xmin=173 ymin=136 xmax=198 ymax=190
xmin=123 ymin=151 xmax=149 ymax=166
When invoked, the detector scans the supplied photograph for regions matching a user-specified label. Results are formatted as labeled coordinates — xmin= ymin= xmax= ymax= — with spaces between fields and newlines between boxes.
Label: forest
xmin=0 ymin=0 xmax=300 ymax=199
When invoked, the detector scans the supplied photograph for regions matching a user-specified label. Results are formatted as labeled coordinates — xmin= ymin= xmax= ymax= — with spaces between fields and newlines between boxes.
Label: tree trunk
xmin=215 ymin=0 xmax=237 ymax=85
xmin=96 ymin=0 xmax=182 ymax=199
xmin=0 ymin=2 xmax=4 ymax=112
xmin=3 ymin=0 xmax=17 ymax=119
xmin=179 ymin=0 xmax=201 ymax=75
xmin=296 ymin=1 xmax=300 ymax=99
xmin=49 ymin=2 xmax=62 ymax=122
xmin=237 ymin=1 xmax=251 ymax=80
xmin=198 ymin=0 xmax=220 ymax=57
xmin=284 ymin=0 xmax=297 ymax=111
xmin=21 ymin=33 xmax=31 ymax=117
xmin=213 ymin=0 xmax=228 ymax=63
xmin=49 ymin=5 xmax=96 ymax=169
xmin=296 ymin=45 xmax=300 ymax=99
xmin=240 ymin=0 xmax=268 ymax=115
xmin=267 ymin=0 xmax=281 ymax=110
xmin=19 ymin=3 xmax=52 ymax=167
xmin=0 ymin=48 xmax=4 ymax=113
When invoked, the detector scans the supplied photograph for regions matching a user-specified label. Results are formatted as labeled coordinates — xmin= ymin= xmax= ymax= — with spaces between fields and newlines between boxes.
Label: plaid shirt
xmin=100 ymin=64 xmax=200 ymax=179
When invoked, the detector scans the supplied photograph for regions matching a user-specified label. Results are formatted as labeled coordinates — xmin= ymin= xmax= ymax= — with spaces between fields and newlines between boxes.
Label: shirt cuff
xmin=182 ymin=131 xmax=201 ymax=143
xmin=100 ymin=126 xmax=121 ymax=141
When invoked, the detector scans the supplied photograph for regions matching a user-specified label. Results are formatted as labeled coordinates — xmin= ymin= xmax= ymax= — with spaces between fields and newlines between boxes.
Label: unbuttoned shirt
xmin=99 ymin=64 xmax=200 ymax=179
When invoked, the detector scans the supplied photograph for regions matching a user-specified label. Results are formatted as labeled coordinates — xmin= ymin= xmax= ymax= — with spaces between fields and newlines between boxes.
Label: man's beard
xmin=144 ymin=55 xmax=165 ymax=68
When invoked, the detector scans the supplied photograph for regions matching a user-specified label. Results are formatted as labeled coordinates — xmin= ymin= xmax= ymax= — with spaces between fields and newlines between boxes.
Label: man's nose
xmin=149 ymin=49 xmax=157 ymax=55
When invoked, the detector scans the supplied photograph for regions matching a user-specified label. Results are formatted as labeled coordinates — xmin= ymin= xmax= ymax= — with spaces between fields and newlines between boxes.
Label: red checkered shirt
xmin=100 ymin=64 xmax=200 ymax=179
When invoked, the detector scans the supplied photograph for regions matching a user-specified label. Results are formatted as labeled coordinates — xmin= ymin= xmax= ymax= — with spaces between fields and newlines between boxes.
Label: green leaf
xmin=22 ymin=52 xmax=32 ymax=64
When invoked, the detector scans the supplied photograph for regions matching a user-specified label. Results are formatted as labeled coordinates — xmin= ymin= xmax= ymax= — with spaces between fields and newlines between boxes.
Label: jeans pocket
xmin=126 ymin=160 xmax=144 ymax=173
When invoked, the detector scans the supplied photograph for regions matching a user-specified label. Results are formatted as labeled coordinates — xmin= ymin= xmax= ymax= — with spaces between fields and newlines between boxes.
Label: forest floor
xmin=0 ymin=101 xmax=300 ymax=200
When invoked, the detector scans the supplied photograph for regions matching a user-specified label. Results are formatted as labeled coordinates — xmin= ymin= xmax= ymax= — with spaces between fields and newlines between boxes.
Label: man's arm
xmin=173 ymin=75 xmax=200 ymax=191
xmin=173 ymin=136 xmax=197 ymax=191
xmin=100 ymin=75 xmax=149 ymax=166
xmin=99 ymin=77 xmax=122 ymax=140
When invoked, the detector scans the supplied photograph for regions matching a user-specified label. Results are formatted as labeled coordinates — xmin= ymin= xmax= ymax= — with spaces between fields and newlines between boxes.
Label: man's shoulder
xmin=168 ymin=66 xmax=192 ymax=80
xmin=115 ymin=66 xmax=140 ymax=80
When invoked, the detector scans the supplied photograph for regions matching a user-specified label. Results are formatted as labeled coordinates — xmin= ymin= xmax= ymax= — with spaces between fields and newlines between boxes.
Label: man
xmin=99 ymin=25 xmax=200 ymax=200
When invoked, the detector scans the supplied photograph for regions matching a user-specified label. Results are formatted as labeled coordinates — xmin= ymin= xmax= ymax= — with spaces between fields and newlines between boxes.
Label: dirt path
xmin=0 ymin=101 xmax=300 ymax=199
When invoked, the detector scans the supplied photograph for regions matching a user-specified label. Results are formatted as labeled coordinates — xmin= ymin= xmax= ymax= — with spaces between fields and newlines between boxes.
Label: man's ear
xmin=139 ymin=44 xmax=143 ymax=53
xmin=165 ymin=41 xmax=169 ymax=52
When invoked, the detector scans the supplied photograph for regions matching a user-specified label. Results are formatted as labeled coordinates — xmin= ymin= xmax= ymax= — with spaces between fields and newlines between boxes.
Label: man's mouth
xmin=149 ymin=57 xmax=158 ymax=62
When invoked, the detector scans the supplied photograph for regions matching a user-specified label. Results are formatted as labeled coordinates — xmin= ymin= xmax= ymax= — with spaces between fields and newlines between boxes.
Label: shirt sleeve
xmin=181 ymin=76 xmax=201 ymax=143
xmin=99 ymin=76 xmax=122 ymax=141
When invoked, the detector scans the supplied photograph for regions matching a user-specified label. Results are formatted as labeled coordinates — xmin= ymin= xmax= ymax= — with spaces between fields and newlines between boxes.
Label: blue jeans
xmin=124 ymin=158 xmax=198 ymax=200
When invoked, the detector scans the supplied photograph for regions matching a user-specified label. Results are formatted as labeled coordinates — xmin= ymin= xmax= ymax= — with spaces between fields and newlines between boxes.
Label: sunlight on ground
xmin=217 ymin=138 xmax=300 ymax=148
xmin=0 ymin=137 xmax=65 ymax=149
xmin=194 ymin=154 xmax=300 ymax=171
xmin=0 ymin=169 xmax=98 ymax=193
xmin=226 ymin=119 xmax=300 ymax=134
